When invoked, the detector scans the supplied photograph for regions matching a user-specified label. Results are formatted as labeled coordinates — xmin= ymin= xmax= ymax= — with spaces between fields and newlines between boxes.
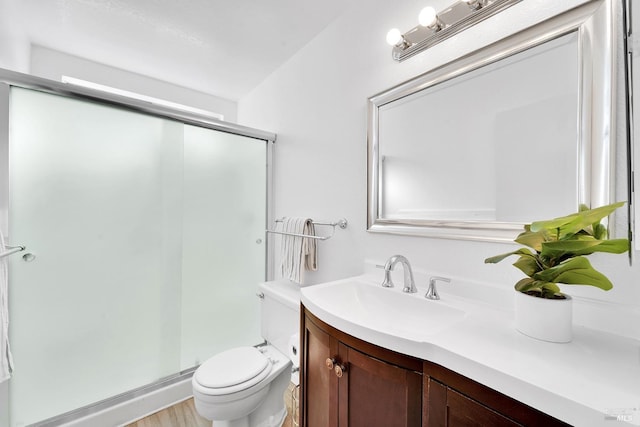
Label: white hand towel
xmin=303 ymin=221 xmax=317 ymax=272
xmin=280 ymin=217 xmax=317 ymax=284
xmin=0 ymin=230 xmax=14 ymax=383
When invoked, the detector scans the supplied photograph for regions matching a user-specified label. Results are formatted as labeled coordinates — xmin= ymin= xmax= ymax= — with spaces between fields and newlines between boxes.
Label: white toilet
xmin=192 ymin=280 xmax=300 ymax=427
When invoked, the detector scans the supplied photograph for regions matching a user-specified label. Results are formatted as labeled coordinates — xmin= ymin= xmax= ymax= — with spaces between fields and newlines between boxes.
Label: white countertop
xmin=300 ymin=273 xmax=640 ymax=427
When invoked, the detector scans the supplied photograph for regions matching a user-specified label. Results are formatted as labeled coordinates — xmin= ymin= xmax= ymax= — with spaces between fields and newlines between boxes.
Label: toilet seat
xmin=193 ymin=346 xmax=273 ymax=396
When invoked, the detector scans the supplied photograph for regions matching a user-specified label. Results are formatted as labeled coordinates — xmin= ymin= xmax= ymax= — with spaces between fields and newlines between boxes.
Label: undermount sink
xmin=301 ymin=276 xmax=468 ymax=342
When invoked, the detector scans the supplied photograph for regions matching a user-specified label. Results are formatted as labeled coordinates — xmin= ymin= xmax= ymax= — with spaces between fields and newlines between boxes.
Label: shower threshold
xmin=28 ymin=367 xmax=197 ymax=427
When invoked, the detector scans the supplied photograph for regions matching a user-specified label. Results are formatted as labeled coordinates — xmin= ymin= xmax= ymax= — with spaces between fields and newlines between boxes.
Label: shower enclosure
xmin=0 ymin=72 xmax=275 ymax=426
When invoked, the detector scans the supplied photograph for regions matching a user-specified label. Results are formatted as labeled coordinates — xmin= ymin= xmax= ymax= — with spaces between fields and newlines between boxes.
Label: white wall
xmin=0 ymin=10 xmax=238 ymax=123
xmin=238 ymin=0 xmax=640 ymax=340
xmin=0 ymin=0 xmax=29 ymax=73
xmin=29 ymin=46 xmax=238 ymax=123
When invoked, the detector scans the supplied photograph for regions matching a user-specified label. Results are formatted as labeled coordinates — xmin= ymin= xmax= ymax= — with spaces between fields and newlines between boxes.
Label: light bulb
xmin=386 ymin=28 xmax=403 ymax=46
xmin=418 ymin=7 xmax=437 ymax=27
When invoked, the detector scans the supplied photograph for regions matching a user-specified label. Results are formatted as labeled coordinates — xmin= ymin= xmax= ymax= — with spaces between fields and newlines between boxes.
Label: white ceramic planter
xmin=514 ymin=291 xmax=573 ymax=343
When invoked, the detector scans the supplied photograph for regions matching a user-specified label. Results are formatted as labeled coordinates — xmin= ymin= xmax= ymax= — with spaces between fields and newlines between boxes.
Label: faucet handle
xmin=426 ymin=276 xmax=451 ymax=300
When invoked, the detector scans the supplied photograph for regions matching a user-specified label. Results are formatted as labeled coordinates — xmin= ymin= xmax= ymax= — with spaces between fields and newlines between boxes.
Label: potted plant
xmin=485 ymin=202 xmax=629 ymax=342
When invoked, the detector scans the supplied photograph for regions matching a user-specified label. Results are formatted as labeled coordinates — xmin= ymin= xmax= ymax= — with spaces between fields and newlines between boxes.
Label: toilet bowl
xmin=192 ymin=280 xmax=300 ymax=427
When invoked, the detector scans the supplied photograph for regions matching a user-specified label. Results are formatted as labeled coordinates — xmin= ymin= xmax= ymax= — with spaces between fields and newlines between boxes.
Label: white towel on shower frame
xmin=280 ymin=217 xmax=317 ymax=284
xmin=0 ymin=230 xmax=14 ymax=383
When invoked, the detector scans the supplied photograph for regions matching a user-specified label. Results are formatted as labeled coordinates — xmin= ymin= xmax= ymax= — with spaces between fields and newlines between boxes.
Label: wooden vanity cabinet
xmin=301 ymin=308 xmax=423 ymax=427
xmin=301 ymin=305 xmax=569 ymax=427
xmin=423 ymin=361 xmax=569 ymax=427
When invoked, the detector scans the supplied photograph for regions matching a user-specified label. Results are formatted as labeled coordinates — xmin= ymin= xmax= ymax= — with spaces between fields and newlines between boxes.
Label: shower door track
xmin=0 ymin=68 xmax=276 ymax=143
xmin=28 ymin=367 xmax=197 ymax=426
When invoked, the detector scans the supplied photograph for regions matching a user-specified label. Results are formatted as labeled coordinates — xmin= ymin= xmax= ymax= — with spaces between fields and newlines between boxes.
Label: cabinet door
xmin=425 ymin=378 xmax=519 ymax=427
xmin=339 ymin=343 xmax=422 ymax=427
xmin=446 ymin=389 xmax=520 ymax=427
xmin=302 ymin=315 xmax=339 ymax=427
xmin=424 ymin=363 xmax=569 ymax=427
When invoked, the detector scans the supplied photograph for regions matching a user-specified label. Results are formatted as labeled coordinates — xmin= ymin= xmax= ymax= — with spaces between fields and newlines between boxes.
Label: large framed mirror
xmin=367 ymin=0 xmax=617 ymax=242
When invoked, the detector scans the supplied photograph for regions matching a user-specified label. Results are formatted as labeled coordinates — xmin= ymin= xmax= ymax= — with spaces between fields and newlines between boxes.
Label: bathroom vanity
xmin=301 ymin=308 xmax=566 ymax=427
xmin=298 ymin=274 xmax=640 ymax=427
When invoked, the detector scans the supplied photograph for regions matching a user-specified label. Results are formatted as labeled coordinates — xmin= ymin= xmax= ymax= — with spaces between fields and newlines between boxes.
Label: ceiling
xmin=11 ymin=0 xmax=355 ymax=101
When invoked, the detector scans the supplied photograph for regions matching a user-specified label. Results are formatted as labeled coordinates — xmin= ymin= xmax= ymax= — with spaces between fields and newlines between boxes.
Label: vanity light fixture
xmin=387 ymin=0 xmax=522 ymax=62
xmin=418 ymin=7 xmax=443 ymax=31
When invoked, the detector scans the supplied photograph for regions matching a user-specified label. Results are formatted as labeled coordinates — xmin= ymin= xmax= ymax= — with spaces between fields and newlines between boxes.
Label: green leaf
xmin=484 ymin=248 xmax=535 ymax=264
xmin=540 ymin=238 xmax=629 ymax=258
xmin=530 ymin=212 xmax=579 ymax=234
xmin=514 ymin=278 xmax=536 ymax=292
xmin=514 ymin=229 xmax=549 ymax=251
xmin=513 ymin=255 xmax=540 ymax=277
xmin=570 ymin=202 xmax=624 ymax=232
xmin=588 ymin=239 xmax=629 ymax=254
xmin=532 ymin=256 xmax=613 ymax=290
xmin=593 ymin=223 xmax=608 ymax=240
xmin=514 ymin=278 xmax=561 ymax=298
xmin=530 ymin=202 xmax=625 ymax=239
xmin=540 ymin=282 xmax=561 ymax=296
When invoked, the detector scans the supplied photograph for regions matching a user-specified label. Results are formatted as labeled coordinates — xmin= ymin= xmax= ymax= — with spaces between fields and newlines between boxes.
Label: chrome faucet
xmin=426 ymin=276 xmax=451 ymax=300
xmin=381 ymin=255 xmax=417 ymax=293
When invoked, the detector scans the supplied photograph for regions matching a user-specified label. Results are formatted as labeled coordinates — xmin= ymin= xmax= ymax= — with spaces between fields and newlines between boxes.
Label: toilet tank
xmin=259 ymin=280 xmax=300 ymax=356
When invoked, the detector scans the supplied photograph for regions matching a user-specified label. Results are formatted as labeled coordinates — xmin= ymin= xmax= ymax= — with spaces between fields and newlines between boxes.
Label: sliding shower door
xmin=180 ymin=125 xmax=265 ymax=368
xmin=6 ymin=87 xmax=266 ymax=426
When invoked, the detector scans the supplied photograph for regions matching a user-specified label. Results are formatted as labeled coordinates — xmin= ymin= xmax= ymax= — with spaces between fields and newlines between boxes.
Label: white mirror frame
xmin=367 ymin=0 xmax=617 ymax=242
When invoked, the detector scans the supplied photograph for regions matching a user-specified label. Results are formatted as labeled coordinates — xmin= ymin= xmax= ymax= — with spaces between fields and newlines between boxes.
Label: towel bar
xmin=0 ymin=244 xmax=26 ymax=260
xmin=266 ymin=218 xmax=347 ymax=240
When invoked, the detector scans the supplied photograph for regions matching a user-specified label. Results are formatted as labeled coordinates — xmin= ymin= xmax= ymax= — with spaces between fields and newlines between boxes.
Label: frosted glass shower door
xmin=7 ymin=87 xmax=268 ymax=426
xmin=7 ymin=88 xmax=184 ymax=425
xmin=180 ymin=125 xmax=266 ymax=368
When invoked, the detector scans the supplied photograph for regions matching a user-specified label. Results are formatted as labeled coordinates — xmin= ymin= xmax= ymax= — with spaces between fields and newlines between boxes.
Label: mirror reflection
xmin=378 ymin=33 xmax=579 ymax=223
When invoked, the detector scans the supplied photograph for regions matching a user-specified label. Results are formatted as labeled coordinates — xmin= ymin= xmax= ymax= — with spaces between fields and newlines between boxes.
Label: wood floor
xmin=125 ymin=398 xmax=210 ymax=427
xmin=126 ymin=382 xmax=299 ymax=427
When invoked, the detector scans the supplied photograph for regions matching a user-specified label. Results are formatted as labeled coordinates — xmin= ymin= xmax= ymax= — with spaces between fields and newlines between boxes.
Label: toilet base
xmin=247 ymin=362 xmax=290 ymax=427
xmin=212 ymin=419 xmax=249 ymax=427
xmin=215 ymin=364 xmax=289 ymax=427
xmin=208 ymin=406 xmax=286 ymax=427
xmin=253 ymin=405 xmax=286 ymax=427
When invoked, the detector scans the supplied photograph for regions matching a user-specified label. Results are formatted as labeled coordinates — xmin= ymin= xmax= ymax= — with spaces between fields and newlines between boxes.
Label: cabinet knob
xmin=325 ymin=357 xmax=336 ymax=370
xmin=334 ymin=364 xmax=347 ymax=378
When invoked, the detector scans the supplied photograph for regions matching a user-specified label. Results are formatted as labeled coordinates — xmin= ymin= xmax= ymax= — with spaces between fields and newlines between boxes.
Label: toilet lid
xmin=195 ymin=346 xmax=271 ymax=390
